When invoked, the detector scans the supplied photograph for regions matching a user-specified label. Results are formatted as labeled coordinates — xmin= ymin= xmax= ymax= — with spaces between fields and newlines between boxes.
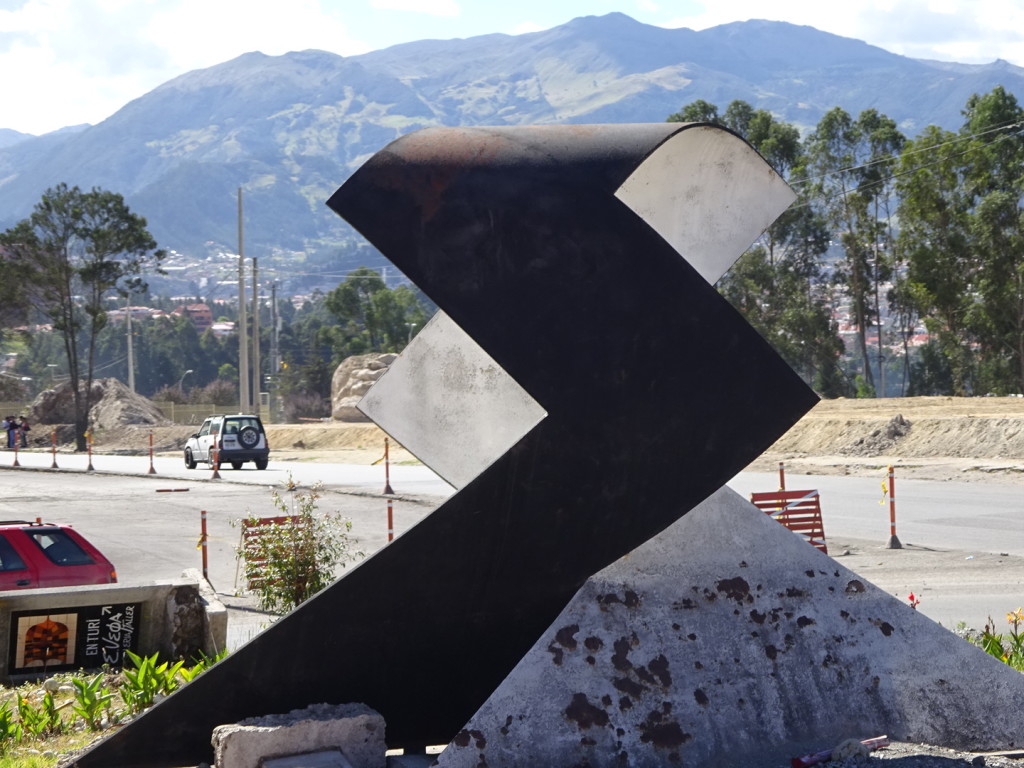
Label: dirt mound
xmin=838 ymin=413 xmax=911 ymax=455
xmin=31 ymin=378 xmax=169 ymax=429
xmin=768 ymin=397 xmax=1024 ymax=459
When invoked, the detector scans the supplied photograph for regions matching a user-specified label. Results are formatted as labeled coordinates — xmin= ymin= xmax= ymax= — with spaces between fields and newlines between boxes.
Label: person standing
xmin=18 ymin=416 xmax=30 ymax=448
xmin=4 ymin=417 xmax=15 ymax=449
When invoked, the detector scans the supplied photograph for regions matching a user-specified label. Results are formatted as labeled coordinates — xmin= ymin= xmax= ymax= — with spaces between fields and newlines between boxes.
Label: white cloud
xmin=369 ymin=0 xmax=460 ymax=17
xmin=145 ymin=0 xmax=366 ymax=71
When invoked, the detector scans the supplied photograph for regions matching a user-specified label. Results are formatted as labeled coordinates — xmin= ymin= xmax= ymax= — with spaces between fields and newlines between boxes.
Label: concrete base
xmin=212 ymin=703 xmax=385 ymax=768
xmin=435 ymin=486 xmax=1024 ymax=768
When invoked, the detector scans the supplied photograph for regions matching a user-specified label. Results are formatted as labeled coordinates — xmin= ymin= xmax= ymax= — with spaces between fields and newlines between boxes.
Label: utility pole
xmin=238 ymin=188 xmax=250 ymax=413
xmin=125 ymin=293 xmax=135 ymax=393
xmin=252 ymin=256 xmax=261 ymax=417
xmin=270 ymin=281 xmax=280 ymax=423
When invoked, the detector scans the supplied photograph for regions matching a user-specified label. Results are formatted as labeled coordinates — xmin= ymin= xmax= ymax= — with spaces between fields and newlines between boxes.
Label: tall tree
xmin=895 ymin=125 xmax=976 ymax=394
xmin=961 ymin=87 xmax=1024 ymax=392
xmin=804 ymin=107 xmax=905 ymax=396
xmin=0 ymin=184 xmax=164 ymax=449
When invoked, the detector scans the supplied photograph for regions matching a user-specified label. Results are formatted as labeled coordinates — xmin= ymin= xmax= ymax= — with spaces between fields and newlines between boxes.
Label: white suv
xmin=184 ymin=414 xmax=269 ymax=470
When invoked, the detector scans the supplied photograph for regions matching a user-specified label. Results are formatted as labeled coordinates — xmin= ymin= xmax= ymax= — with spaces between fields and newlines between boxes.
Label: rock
xmin=331 ymin=354 xmax=397 ymax=422
xmin=211 ymin=702 xmax=385 ymax=768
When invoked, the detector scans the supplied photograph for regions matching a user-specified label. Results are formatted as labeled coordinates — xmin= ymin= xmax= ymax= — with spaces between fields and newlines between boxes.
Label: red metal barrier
xmin=237 ymin=515 xmax=304 ymax=591
xmin=750 ymin=489 xmax=828 ymax=553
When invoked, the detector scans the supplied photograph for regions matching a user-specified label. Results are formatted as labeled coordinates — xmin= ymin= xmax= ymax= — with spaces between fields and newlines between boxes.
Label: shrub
xmin=237 ymin=477 xmax=362 ymax=615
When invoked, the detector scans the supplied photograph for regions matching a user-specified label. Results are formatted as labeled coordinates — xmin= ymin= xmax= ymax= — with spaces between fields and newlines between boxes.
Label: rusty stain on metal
xmin=612 ymin=637 xmax=634 ymax=671
xmin=499 ymin=715 xmax=513 ymax=736
xmin=564 ymin=693 xmax=610 ymax=730
xmin=638 ymin=702 xmax=691 ymax=750
xmin=613 ymin=676 xmax=647 ymax=698
xmin=870 ymin=618 xmax=895 ymax=637
xmin=452 ymin=728 xmax=487 ymax=748
xmin=846 ymin=579 xmax=866 ymax=593
xmin=555 ymin=624 xmax=580 ymax=650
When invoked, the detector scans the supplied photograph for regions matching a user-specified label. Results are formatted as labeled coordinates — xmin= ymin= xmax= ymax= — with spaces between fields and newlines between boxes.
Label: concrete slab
xmin=213 ymin=703 xmax=384 ymax=768
xmin=261 ymin=750 xmax=352 ymax=768
xmin=435 ymin=486 xmax=1024 ymax=768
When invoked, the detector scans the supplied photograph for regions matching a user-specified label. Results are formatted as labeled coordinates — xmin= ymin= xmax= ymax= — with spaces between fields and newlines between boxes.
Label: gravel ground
xmin=788 ymin=741 xmax=1022 ymax=767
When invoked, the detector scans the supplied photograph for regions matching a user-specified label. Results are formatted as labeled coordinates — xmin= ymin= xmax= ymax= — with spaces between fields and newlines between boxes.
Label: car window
xmin=28 ymin=530 xmax=96 ymax=566
xmin=198 ymin=419 xmax=212 ymax=437
xmin=0 ymin=535 xmax=26 ymax=572
xmin=228 ymin=417 xmax=261 ymax=432
xmin=210 ymin=419 xmax=222 ymax=435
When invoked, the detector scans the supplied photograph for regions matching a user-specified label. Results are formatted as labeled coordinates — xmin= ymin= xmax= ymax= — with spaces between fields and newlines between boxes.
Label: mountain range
xmin=2 ymin=12 xmax=1023 ymax=292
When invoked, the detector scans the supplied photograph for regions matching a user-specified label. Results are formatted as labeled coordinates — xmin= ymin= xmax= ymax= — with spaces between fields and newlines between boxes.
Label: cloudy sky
xmin=2 ymin=0 xmax=1023 ymax=135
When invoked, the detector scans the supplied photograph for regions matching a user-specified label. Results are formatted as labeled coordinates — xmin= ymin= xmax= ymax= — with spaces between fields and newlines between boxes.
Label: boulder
xmin=331 ymin=354 xmax=397 ymax=422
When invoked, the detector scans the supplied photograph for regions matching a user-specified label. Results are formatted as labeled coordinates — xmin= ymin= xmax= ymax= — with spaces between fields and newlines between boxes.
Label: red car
xmin=0 ymin=520 xmax=117 ymax=590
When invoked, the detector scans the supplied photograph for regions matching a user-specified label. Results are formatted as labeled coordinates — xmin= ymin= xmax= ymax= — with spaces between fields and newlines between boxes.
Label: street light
xmin=178 ymin=369 xmax=194 ymax=395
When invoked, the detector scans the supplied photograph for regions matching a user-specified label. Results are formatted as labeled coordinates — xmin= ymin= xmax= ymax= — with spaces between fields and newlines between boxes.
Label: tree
xmin=323 ymin=267 xmax=431 ymax=358
xmin=666 ymin=99 xmax=720 ymax=124
xmin=961 ymin=88 xmax=1024 ymax=393
xmin=0 ymin=184 xmax=164 ymax=449
xmin=804 ymin=107 xmax=905 ymax=396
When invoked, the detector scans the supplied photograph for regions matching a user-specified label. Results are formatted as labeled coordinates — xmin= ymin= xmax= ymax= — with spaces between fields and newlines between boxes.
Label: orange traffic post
xmin=778 ymin=461 xmax=786 ymax=490
xmin=211 ymin=445 xmax=221 ymax=480
xmin=50 ymin=429 xmax=58 ymax=469
xmin=11 ymin=439 xmax=19 ymax=468
xmin=886 ymin=465 xmax=902 ymax=549
xmin=147 ymin=430 xmax=157 ymax=474
xmin=200 ymin=510 xmax=209 ymax=582
xmin=383 ymin=437 xmax=394 ymax=496
xmin=387 ymin=498 xmax=395 ymax=543
xmin=86 ymin=430 xmax=94 ymax=472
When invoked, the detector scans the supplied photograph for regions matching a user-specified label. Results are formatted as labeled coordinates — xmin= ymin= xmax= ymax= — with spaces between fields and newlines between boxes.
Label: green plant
xmin=119 ymin=651 xmax=184 ymax=715
xmin=0 ymin=701 xmax=22 ymax=752
xmin=237 ymin=477 xmax=362 ymax=615
xmin=177 ymin=648 xmax=227 ymax=683
xmin=16 ymin=695 xmax=48 ymax=739
xmin=977 ymin=609 xmax=1024 ymax=671
xmin=71 ymin=674 xmax=115 ymax=731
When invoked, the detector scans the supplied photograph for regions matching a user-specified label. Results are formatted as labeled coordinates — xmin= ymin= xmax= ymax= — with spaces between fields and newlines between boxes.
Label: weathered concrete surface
xmin=435 ymin=486 xmax=1024 ymax=768
xmin=212 ymin=703 xmax=385 ymax=768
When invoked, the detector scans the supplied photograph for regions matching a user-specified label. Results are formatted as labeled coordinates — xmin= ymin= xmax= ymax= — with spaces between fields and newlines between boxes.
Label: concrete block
xmin=261 ymin=749 xmax=352 ymax=768
xmin=435 ymin=486 xmax=1024 ymax=767
xmin=181 ymin=567 xmax=227 ymax=655
xmin=213 ymin=703 xmax=384 ymax=768
xmin=385 ymin=755 xmax=435 ymax=768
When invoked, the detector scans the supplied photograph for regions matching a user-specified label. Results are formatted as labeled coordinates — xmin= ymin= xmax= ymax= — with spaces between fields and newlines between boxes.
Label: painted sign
xmin=9 ymin=603 xmax=142 ymax=673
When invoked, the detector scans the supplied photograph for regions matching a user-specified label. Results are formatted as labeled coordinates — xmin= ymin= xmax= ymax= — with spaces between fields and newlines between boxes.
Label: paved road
xmin=726 ymin=471 xmax=1024 ymax=557
xmin=1 ymin=451 xmax=1021 ymax=633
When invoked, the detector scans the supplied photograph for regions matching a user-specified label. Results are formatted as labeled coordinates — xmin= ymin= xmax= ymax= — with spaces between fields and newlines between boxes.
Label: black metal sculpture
xmin=73 ymin=123 xmax=817 ymax=767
